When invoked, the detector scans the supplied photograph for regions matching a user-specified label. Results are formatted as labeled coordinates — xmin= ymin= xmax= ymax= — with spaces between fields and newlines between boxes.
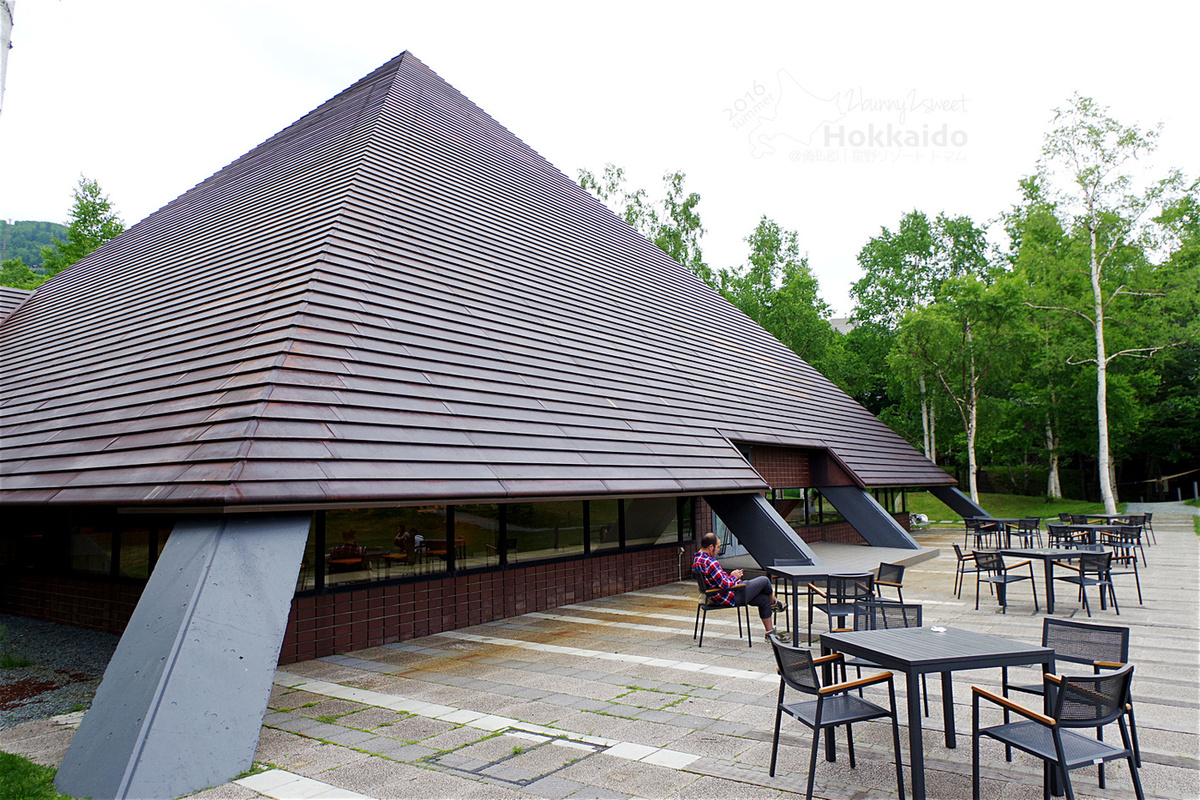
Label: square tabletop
xmin=821 ymin=625 xmax=1052 ymax=674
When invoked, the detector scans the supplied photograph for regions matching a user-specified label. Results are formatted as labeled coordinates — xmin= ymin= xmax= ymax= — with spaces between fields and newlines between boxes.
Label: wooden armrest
xmin=822 ymin=671 xmax=893 ymax=695
xmin=812 ymin=652 xmax=843 ymax=666
xmin=1007 ymin=559 xmax=1032 ymax=569
xmin=1043 ymin=673 xmax=1062 ymax=685
xmin=808 ymin=583 xmax=827 ymax=597
xmin=876 ymin=580 xmax=901 ymax=588
xmin=972 ymin=686 xmax=1056 ymax=726
xmin=1056 ymin=562 xmax=1082 ymax=574
xmin=1093 ymin=660 xmax=1125 ymax=670
xmin=705 ymin=583 xmax=746 ymax=595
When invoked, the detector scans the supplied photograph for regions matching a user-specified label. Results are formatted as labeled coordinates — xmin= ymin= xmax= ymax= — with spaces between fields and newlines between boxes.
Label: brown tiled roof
xmin=0 ymin=53 xmax=952 ymax=508
xmin=0 ymin=286 xmax=31 ymax=322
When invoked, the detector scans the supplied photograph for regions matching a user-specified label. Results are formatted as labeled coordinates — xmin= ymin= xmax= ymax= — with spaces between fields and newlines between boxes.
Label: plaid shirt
xmin=692 ymin=550 xmax=739 ymax=606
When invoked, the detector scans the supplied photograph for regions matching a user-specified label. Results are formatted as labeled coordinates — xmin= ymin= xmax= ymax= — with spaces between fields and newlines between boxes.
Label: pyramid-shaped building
xmin=2 ymin=51 xmax=959 ymax=653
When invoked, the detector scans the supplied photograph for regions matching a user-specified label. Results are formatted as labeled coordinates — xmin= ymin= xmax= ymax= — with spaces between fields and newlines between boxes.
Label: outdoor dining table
xmin=820 ymin=625 xmax=1056 ymax=800
xmin=763 ymin=564 xmax=837 ymax=642
xmin=1062 ymin=523 xmax=1127 ymax=546
xmin=1000 ymin=547 xmax=1104 ymax=613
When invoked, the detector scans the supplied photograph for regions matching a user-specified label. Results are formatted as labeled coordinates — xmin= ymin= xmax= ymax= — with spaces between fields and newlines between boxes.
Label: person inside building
xmin=692 ymin=532 xmax=785 ymax=640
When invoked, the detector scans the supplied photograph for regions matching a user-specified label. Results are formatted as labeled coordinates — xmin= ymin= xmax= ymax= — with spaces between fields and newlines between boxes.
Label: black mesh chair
xmin=1000 ymin=618 xmax=1140 ymax=772
xmin=767 ymin=634 xmax=905 ymax=800
xmin=971 ymin=520 xmax=1004 ymax=550
xmin=973 ymin=551 xmax=1039 ymax=613
xmin=1052 ymin=551 xmax=1117 ymax=617
xmin=1100 ymin=527 xmax=1143 ymax=604
xmin=1010 ymin=517 xmax=1043 ymax=548
xmin=875 ymin=562 xmax=905 ymax=603
xmin=972 ymin=664 xmax=1143 ymax=800
xmin=1142 ymin=511 xmax=1157 ymax=545
xmin=692 ymin=570 xmax=752 ymax=648
xmin=953 ymin=543 xmax=982 ymax=598
xmin=1046 ymin=523 xmax=1087 ymax=549
xmin=807 ymin=573 xmax=874 ymax=643
xmin=839 ymin=598 xmax=929 ymax=716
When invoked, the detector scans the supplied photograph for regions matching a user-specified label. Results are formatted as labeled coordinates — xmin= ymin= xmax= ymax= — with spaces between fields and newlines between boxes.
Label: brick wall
xmin=748 ymin=446 xmax=811 ymax=487
xmin=0 ymin=574 xmax=144 ymax=634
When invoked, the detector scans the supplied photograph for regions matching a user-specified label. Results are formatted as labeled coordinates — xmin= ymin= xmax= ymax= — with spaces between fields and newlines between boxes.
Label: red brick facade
xmin=1 ymin=545 xmax=693 ymax=665
xmin=747 ymin=445 xmax=812 ymax=488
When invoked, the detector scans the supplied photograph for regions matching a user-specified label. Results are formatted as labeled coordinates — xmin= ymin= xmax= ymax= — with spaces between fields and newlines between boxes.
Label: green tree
xmin=1032 ymin=94 xmax=1192 ymax=512
xmin=851 ymin=210 xmax=991 ymax=463
xmin=894 ymin=276 xmax=1021 ymax=503
xmin=578 ymin=164 xmax=712 ymax=285
xmin=39 ymin=176 xmax=125 ymax=277
xmin=0 ymin=257 xmax=42 ymax=290
xmin=718 ymin=216 xmax=839 ymax=373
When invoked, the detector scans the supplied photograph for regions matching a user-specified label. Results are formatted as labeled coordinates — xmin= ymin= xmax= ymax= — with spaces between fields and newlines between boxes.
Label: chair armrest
xmin=1093 ymin=660 xmax=1125 ymax=670
xmin=822 ymin=671 xmax=893 ymax=695
xmin=808 ymin=583 xmax=828 ymax=598
xmin=875 ymin=580 xmax=901 ymax=588
xmin=1006 ymin=559 xmax=1032 ymax=570
xmin=812 ymin=652 xmax=843 ymax=666
xmin=704 ymin=582 xmax=747 ymax=596
xmin=972 ymin=686 xmax=1056 ymax=726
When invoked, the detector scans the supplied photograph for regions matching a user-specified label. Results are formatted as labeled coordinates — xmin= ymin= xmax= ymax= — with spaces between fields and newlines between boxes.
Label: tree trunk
xmin=1090 ymin=227 xmax=1119 ymax=513
xmin=919 ymin=374 xmax=932 ymax=460
xmin=966 ymin=322 xmax=980 ymax=504
xmin=1045 ymin=418 xmax=1063 ymax=499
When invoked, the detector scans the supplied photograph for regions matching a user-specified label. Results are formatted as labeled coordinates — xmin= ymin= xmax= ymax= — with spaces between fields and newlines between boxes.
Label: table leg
xmin=907 ymin=671 xmax=926 ymax=800
xmin=1045 ymin=559 xmax=1055 ymax=613
xmin=819 ymin=640 xmax=837 ymax=763
xmin=941 ymin=671 xmax=956 ymax=748
xmin=791 ymin=578 xmax=801 ymax=645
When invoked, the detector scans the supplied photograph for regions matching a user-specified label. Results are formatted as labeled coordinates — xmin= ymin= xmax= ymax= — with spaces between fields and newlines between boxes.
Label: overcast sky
xmin=2 ymin=0 xmax=1196 ymax=314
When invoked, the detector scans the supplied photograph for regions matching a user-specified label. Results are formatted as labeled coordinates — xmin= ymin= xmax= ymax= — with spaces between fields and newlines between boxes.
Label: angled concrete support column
xmin=928 ymin=485 xmax=988 ymax=519
xmin=704 ymin=493 xmax=820 ymax=567
xmin=55 ymin=513 xmax=310 ymax=800
xmin=818 ymin=486 xmax=919 ymax=549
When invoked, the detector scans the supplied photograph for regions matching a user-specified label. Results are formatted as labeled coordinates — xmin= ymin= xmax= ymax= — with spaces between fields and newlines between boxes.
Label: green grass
xmin=907 ymin=491 xmax=1112 ymax=523
xmin=0 ymin=752 xmax=79 ymax=799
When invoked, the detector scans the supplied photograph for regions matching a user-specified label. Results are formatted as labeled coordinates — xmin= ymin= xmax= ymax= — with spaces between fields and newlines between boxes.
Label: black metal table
xmin=1000 ymin=547 xmax=1102 ymax=613
xmin=820 ymin=626 xmax=1055 ymax=800
xmin=763 ymin=564 xmax=837 ymax=642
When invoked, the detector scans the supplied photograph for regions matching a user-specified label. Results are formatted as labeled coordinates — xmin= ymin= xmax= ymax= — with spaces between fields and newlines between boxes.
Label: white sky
xmin=2 ymin=0 xmax=1196 ymax=315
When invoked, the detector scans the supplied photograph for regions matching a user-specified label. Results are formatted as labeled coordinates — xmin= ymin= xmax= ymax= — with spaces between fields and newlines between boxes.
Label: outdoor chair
xmin=807 ymin=573 xmax=874 ymax=643
xmin=692 ymin=570 xmax=752 ymax=649
xmin=837 ymin=598 xmax=929 ymax=716
xmin=767 ymin=634 xmax=905 ymax=800
xmin=1046 ymin=523 xmax=1087 ymax=549
xmin=972 ymin=664 xmax=1143 ymax=800
xmin=973 ymin=551 xmax=1038 ymax=613
xmin=1011 ymin=517 xmax=1043 ymax=548
xmin=1052 ymin=551 xmax=1117 ymax=617
xmin=1100 ymin=527 xmax=1143 ymax=604
xmin=1000 ymin=618 xmax=1141 ymax=772
xmin=970 ymin=520 xmax=1004 ymax=550
xmin=875 ymin=562 xmax=905 ymax=603
xmin=1119 ymin=517 xmax=1148 ymax=565
xmin=771 ymin=557 xmax=811 ymax=613
xmin=1142 ymin=511 xmax=1157 ymax=545
xmin=1058 ymin=512 xmax=1074 ymax=523
xmin=953 ymin=543 xmax=984 ymax=598
xmin=964 ymin=516 xmax=987 ymax=547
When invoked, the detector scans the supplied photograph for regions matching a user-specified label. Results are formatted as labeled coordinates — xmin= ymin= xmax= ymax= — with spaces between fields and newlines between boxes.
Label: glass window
xmin=506 ymin=501 xmax=584 ymax=563
xmin=624 ymin=497 xmax=677 ymax=547
xmin=70 ymin=527 xmax=113 ymax=575
xmin=118 ymin=528 xmax=152 ymax=579
xmin=453 ymin=504 xmax=499 ymax=571
xmin=590 ymin=499 xmax=620 ymax=552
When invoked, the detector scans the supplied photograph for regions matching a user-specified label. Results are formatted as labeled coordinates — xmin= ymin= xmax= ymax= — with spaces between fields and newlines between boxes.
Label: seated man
xmin=692 ymin=532 xmax=785 ymax=640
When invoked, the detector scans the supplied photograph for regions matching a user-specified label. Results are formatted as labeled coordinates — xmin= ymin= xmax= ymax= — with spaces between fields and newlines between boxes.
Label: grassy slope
xmin=907 ymin=491 xmax=1112 ymax=523
xmin=0 ymin=753 xmax=77 ymax=799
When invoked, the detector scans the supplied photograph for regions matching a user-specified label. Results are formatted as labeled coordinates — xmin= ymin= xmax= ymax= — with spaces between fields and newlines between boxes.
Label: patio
xmin=2 ymin=512 xmax=1197 ymax=799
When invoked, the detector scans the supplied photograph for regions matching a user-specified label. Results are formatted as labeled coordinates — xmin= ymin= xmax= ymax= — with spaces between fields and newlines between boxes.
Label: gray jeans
xmin=742 ymin=575 xmax=774 ymax=620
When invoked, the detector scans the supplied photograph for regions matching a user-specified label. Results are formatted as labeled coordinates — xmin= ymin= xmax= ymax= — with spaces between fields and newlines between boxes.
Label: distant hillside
xmin=0 ymin=220 xmax=68 ymax=269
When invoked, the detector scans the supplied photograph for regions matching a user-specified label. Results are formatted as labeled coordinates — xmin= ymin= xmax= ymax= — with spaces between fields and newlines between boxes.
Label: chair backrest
xmin=877 ymin=562 xmax=904 ymax=585
xmin=973 ymin=550 xmax=1004 ymax=573
xmin=693 ymin=570 xmax=712 ymax=600
xmin=853 ymin=598 xmax=922 ymax=630
xmin=952 ymin=543 xmax=970 ymax=561
xmin=1041 ymin=618 xmax=1129 ymax=667
xmin=825 ymin=573 xmax=874 ymax=602
xmin=769 ymin=634 xmax=821 ymax=695
xmin=1052 ymin=664 xmax=1135 ymax=729
xmin=1077 ymin=550 xmax=1112 ymax=575
xmin=1018 ymin=517 xmax=1040 ymax=531
xmin=1069 ymin=514 xmax=1088 ymax=524
xmin=975 ymin=520 xmax=1002 ymax=535
xmin=964 ymin=516 xmax=984 ymax=531
xmin=1058 ymin=512 xmax=1073 ymax=522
